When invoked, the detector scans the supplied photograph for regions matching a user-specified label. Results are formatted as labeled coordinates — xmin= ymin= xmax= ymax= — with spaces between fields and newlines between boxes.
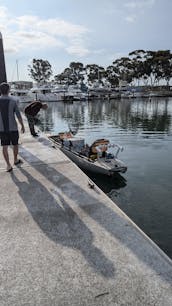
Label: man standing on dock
xmin=0 ymin=82 xmax=25 ymax=172
xmin=24 ymin=101 xmax=48 ymax=137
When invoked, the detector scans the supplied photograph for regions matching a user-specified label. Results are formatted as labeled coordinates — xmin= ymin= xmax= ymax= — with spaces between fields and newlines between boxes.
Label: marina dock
xmin=0 ymin=129 xmax=172 ymax=306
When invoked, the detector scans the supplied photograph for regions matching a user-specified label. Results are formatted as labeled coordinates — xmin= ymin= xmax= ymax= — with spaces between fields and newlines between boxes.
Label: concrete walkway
xmin=0 ymin=130 xmax=172 ymax=306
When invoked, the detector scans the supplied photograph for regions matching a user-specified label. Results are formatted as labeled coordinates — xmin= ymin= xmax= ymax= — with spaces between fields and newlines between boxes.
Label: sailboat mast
xmin=16 ymin=59 xmax=19 ymax=81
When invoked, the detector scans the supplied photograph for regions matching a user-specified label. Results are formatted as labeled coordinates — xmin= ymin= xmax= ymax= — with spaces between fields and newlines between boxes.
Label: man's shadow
xmin=18 ymin=145 xmax=172 ymax=284
xmin=11 ymin=167 xmax=115 ymax=279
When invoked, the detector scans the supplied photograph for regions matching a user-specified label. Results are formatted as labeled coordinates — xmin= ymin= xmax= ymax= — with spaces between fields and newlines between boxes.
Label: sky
xmin=0 ymin=0 xmax=171 ymax=81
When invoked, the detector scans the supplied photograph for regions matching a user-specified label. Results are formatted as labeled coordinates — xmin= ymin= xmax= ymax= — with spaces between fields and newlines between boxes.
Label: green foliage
xmin=106 ymin=65 xmax=119 ymax=86
xmin=28 ymin=59 xmax=52 ymax=83
xmin=111 ymin=49 xmax=172 ymax=86
xmin=54 ymin=62 xmax=84 ymax=85
xmin=85 ymin=64 xmax=106 ymax=85
xmin=38 ymin=50 xmax=172 ymax=87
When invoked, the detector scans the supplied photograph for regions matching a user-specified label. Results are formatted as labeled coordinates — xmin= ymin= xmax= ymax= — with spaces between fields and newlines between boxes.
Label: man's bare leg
xmin=2 ymin=146 xmax=12 ymax=171
xmin=13 ymin=145 xmax=18 ymax=164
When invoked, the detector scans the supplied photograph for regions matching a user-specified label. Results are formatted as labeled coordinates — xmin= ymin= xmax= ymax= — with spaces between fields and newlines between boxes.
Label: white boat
xmin=10 ymin=82 xmax=32 ymax=103
xmin=88 ymin=85 xmax=111 ymax=100
xmin=51 ymin=84 xmax=69 ymax=101
xmin=10 ymin=88 xmax=31 ymax=103
xmin=48 ymin=133 xmax=127 ymax=176
xmin=67 ymin=85 xmax=88 ymax=101
xmin=52 ymin=84 xmax=88 ymax=102
xmin=27 ymin=85 xmax=60 ymax=102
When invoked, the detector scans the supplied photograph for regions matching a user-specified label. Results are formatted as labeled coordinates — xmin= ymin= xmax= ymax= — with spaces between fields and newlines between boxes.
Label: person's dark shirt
xmin=24 ymin=101 xmax=43 ymax=116
xmin=0 ymin=96 xmax=22 ymax=132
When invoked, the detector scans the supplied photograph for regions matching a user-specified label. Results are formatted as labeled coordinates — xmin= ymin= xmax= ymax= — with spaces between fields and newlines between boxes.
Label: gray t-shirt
xmin=0 ymin=96 xmax=22 ymax=132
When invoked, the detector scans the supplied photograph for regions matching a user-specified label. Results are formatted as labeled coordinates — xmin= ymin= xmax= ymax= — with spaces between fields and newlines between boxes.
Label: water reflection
xmin=24 ymin=98 xmax=172 ymax=136
xmin=130 ymin=99 xmax=170 ymax=133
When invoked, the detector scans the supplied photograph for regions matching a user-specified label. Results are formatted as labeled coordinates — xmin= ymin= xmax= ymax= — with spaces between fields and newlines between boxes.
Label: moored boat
xmin=28 ymin=85 xmax=60 ymax=102
xmin=10 ymin=88 xmax=31 ymax=103
xmin=48 ymin=133 xmax=127 ymax=176
xmin=9 ymin=81 xmax=32 ymax=103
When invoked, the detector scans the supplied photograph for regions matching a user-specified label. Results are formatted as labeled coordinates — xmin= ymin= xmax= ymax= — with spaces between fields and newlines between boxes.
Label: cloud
xmin=125 ymin=15 xmax=137 ymax=23
xmin=0 ymin=6 xmax=90 ymax=57
xmin=123 ymin=0 xmax=156 ymax=23
xmin=65 ymin=38 xmax=90 ymax=57
xmin=16 ymin=30 xmax=64 ymax=49
xmin=66 ymin=45 xmax=90 ymax=57
xmin=15 ymin=15 xmax=88 ymax=38
xmin=0 ymin=5 xmax=8 ymax=19
xmin=124 ymin=0 xmax=156 ymax=10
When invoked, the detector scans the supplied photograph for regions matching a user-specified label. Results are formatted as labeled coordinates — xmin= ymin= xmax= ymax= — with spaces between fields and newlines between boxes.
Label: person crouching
xmin=24 ymin=100 xmax=48 ymax=136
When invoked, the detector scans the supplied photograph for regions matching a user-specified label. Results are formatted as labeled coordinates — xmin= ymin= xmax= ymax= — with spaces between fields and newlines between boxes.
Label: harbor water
xmin=20 ymin=97 xmax=172 ymax=259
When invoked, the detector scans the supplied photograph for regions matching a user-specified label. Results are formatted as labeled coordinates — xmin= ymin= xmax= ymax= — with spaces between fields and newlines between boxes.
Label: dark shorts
xmin=0 ymin=131 xmax=19 ymax=146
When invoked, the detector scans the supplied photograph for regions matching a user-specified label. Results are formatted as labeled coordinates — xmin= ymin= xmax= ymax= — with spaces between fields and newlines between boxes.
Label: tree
xmin=54 ymin=73 xmax=66 ymax=84
xmin=54 ymin=62 xmax=85 ymax=86
xmin=141 ymin=50 xmax=172 ymax=86
xmin=52 ymin=49 xmax=172 ymax=88
xmin=28 ymin=59 xmax=52 ymax=83
xmin=129 ymin=50 xmax=147 ymax=85
xmin=69 ymin=62 xmax=84 ymax=83
xmin=152 ymin=50 xmax=172 ymax=86
xmin=106 ymin=65 xmax=119 ymax=86
xmin=112 ymin=57 xmax=133 ymax=84
xmin=63 ymin=67 xmax=76 ymax=85
xmin=85 ymin=64 xmax=106 ymax=85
